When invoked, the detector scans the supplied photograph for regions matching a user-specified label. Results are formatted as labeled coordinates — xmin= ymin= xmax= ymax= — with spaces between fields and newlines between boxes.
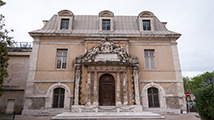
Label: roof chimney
xmin=162 ymin=22 xmax=167 ymax=27
xmin=42 ymin=20 xmax=48 ymax=26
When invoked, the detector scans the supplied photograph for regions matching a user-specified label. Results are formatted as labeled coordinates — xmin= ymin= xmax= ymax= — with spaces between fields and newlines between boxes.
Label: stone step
xmin=51 ymin=112 xmax=165 ymax=120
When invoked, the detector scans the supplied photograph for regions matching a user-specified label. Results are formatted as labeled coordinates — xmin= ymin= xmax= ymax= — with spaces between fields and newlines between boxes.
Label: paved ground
xmin=0 ymin=112 xmax=200 ymax=120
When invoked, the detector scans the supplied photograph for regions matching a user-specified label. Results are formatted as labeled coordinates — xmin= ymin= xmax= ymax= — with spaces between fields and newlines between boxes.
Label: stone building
xmin=15 ymin=10 xmax=186 ymax=116
xmin=0 ymin=43 xmax=32 ymax=114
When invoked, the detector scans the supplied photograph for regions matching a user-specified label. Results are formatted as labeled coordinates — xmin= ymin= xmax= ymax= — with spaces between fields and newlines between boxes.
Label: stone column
xmin=74 ymin=64 xmax=81 ymax=105
xmin=123 ymin=72 xmax=128 ymax=105
xmin=93 ymin=72 xmax=98 ymax=106
xmin=133 ymin=66 xmax=140 ymax=105
xmin=171 ymin=40 xmax=187 ymax=112
xmin=116 ymin=72 xmax=122 ymax=106
xmin=23 ymin=38 xmax=40 ymax=114
xmin=86 ymin=71 xmax=91 ymax=106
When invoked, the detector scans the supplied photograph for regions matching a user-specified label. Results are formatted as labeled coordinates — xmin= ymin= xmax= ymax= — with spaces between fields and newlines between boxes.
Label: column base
xmin=86 ymin=102 xmax=91 ymax=106
xmin=93 ymin=102 xmax=99 ymax=106
xmin=123 ymin=102 xmax=128 ymax=105
xmin=116 ymin=102 xmax=122 ymax=106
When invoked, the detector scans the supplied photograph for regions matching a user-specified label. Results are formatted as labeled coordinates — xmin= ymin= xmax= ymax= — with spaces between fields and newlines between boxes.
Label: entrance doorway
xmin=99 ymin=74 xmax=115 ymax=106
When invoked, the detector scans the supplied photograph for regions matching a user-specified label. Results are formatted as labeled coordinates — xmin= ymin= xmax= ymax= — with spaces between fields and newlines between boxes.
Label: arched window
xmin=52 ymin=88 xmax=65 ymax=108
xmin=148 ymin=87 xmax=160 ymax=108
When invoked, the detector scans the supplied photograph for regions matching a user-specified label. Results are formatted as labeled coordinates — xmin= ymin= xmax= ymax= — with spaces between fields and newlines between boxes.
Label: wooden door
xmin=99 ymin=74 xmax=115 ymax=106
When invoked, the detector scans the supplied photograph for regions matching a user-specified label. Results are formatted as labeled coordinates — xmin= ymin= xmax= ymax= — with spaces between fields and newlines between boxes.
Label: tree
xmin=183 ymin=76 xmax=191 ymax=93
xmin=0 ymin=0 xmax=14 ymax=96
xmin=188 ymin=71 xmax=214 ymax=93
xmin=194 ymin=84 xmax=214 ymax=120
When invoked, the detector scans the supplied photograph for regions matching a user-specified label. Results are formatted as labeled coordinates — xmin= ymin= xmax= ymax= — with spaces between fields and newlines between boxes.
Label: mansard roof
xmin=29 ymin=10 xmax=181 ymax=38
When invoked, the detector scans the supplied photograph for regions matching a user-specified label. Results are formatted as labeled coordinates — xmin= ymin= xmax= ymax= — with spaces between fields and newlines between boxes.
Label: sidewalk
xmin=0 ymin=112 xmax=200 ymax=120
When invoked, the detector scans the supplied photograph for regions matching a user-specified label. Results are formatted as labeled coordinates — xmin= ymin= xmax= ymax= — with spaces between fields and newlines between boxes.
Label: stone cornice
xmin=29 ymin=32 xmax=181 ymax=40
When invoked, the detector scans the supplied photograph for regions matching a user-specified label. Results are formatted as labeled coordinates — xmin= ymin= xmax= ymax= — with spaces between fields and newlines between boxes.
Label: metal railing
xmin=7 ymin=42 xmax=33 ymax=49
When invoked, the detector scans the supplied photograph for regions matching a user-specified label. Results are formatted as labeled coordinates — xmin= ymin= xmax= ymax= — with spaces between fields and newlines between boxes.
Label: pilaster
xmin=123 ymin=72 xmax=128 ymax=105
xmin=86 ymin=71 xmax=91 ymax=106
xmin=93 ymin=72 xmax=98 ymax=106
xmin=116 ymin=72 xmax=122 ymax=106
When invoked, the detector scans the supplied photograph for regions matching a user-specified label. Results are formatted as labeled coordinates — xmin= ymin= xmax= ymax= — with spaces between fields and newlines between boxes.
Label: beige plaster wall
xmin=35 ymin=39 xmax=85 ymax=80
xmin=129 ymin=41 xmax=176 ymax=80
xmin=4 ymin=54 xmax=30 ymax=88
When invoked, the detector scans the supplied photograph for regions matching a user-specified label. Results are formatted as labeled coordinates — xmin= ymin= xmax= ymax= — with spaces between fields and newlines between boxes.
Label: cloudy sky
xmin=1 ymin=0 xmax=214 ymax=77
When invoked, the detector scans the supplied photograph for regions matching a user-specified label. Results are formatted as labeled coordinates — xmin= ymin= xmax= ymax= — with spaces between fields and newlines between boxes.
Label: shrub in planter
xmin=194 ymin=84 xmax=214 ymax=120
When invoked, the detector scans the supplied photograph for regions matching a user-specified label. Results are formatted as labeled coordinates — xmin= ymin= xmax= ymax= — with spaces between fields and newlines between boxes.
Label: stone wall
xmin=0 ymin=90 xmax=24 ymax=114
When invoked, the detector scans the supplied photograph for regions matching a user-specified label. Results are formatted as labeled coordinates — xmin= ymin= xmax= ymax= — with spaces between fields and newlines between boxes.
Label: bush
xmin=194 ymin=84 xmax=214 ymax=120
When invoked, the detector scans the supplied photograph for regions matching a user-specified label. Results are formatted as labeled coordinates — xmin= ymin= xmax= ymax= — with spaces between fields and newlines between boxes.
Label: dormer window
xmin=57 ymin=10 xmax=74 ymax=30
xmin=102 ymin=19 xmax=110 ymax=30
xmin=138 ymin=11 xmax=154 ymax=32
xmin=60 ymin=19 xmax=69 ymax=30
xmin=143 ymin=20 xmax=151 ymax=31
xmin=99 ymin=10 xmax=114 ymax=31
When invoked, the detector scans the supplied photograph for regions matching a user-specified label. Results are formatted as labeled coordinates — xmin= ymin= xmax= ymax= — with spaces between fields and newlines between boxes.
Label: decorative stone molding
xmin=99 ymin=10 xmax=114 ymax=17
xmin=138 ymin=11 xmax=154 ymax=18
xmin=58 ymin=10 xmax=74 ymax=17
xmin=84 ymin=38 xmax=131 ymax=62
xmin=99 ymin=11 xmax=114 ymax=31
xmin=74 ymin=38 xmax=140 ymax=109
xmin=45 ymin=83 xmax=71 ymax=110
xmin=57 ymin=10 xmax=73 ymax=30
xmin=142 ymin=82 xmax=166 ymax=109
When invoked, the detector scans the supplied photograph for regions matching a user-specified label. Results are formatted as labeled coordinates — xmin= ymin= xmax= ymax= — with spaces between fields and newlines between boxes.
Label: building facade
xmin=19 ymin=10 xmax=186 ymax=115
xmin=0 ymin=43 xmax=32 ymax=114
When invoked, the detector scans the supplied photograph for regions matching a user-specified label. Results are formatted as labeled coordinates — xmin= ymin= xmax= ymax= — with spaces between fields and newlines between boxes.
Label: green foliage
xmin=194 ymin=84 xmax=214 ymax=120
xmin=188 ymin=71 xmax=214 ymax=93
xmin=183 ymin=76 xmax=191 ymax=93
xmin=0 ymin=0 xmax=14 ymax=96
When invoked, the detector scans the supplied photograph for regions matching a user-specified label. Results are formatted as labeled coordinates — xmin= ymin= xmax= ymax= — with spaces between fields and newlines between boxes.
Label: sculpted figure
xmin=85 ymin=45 xmax=100 ymax=61
xmin=100 ymin=40 xmax=114 ymax=53
xmin=114 ymin=45 xmax=128 ymax=60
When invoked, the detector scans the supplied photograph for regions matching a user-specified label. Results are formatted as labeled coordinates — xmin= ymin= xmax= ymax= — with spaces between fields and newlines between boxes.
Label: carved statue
xmin=100 ymin=38 xmax=114 ymax=53
xmin=84 ymin=38 xmax=134 ymax=62
xmin=113 ymin=45 xmax=128 ymax=60
xmin=85 ymin=45 xmax=100 ymax=61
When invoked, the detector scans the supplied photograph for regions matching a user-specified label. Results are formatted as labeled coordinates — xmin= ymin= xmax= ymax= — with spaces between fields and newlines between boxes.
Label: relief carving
xmin=84 ymin=38 xmax=131 ymax=62
xmin=85 ymin=45 xmax=100 ymax=61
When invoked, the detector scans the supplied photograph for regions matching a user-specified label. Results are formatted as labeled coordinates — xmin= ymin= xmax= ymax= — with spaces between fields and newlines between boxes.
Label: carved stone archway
xmin=72 ymin=38 xmax=141 ymax=111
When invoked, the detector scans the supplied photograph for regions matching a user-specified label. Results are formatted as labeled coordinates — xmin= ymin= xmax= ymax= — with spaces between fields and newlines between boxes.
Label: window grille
xmin=148 ymin=87 xmax=160 ymax=107
xmin=143 ymin=20 xmax=151 ymax=31
xmin=102 ymin=19 xmax=110 ymax=30
xmin=53 ymin=88 xmax=65 ymax=108
xmin=60 ymin=19 xmax=69 ymax=30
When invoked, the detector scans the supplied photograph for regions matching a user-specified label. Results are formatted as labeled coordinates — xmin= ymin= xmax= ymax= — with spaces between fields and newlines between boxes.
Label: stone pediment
xmin=84 ymin=39 xmax=130 ymax=62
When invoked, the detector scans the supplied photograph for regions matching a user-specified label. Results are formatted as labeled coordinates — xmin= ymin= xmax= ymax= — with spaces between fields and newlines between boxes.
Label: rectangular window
xmin=145 ymin=50 xmax=155 ymax=69
xmin=102 ymin=19 xmax=110 ymax=30
xmin=143 ymin=20 xmax=151 ymax=31
xmin=56 ymin=49 xmax=67 ymax=69
xmin=60 ymin=19 xmax=69 ymax=30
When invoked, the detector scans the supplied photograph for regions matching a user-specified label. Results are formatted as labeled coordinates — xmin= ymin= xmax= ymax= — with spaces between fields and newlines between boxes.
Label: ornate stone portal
xmin=72 ymin=38 xmax=142 ymax=112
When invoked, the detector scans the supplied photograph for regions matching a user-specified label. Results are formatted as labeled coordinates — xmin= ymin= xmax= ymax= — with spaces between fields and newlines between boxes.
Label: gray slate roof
xmin=29 ymin=14 xmax=180 ymax=37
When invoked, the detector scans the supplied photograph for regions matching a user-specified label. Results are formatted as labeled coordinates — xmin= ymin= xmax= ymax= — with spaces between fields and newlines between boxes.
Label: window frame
xmin=143 ymin=20 xmax=151 ymax=31
xmin=56 ymin=49 xmax=68 ymax=69
xmin=57 ymin=17 xmax=72 ymax=30
xmin=52 ymin=88 xmax=65 ymax=108
xmin=139 ymin=18 xmax=154 ymax=32
xmin=144 ymin=50 xmax=155 ymax=69
xmin=148 ymin=87 xmax=160 ymax=108
xmin=102 ymin=19 xmax=111 ymax=30
xmin=99 ymin=17 xmax=114 ymax=31
xmin=60 ymin=18 xmax=70 ymax=30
